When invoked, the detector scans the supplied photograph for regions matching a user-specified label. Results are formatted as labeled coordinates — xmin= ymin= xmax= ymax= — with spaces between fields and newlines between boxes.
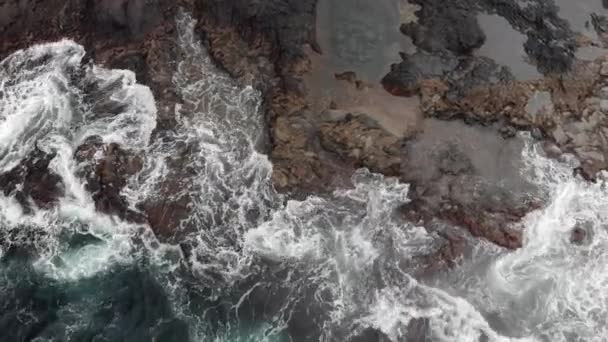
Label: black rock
xmin=592 ymin=13 xmax=608 ymax=36
xmin=382 ymin=50 xmax=512 ymax=99
xmin=0 ymin=147 xmax=63 ymax=211
xmin=401 ymin=4 xmax=485 ymax=55
xmin=402 ymin=0 xmax=577 ymax=75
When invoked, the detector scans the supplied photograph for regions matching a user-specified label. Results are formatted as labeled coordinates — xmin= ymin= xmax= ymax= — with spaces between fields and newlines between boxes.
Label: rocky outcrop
xmin=0 ymin=147 xmax=63 ymax=211
xmin=0 ymin=0 xmax=183 ymax=131
xmin=318 ymin=114 xmax=403 ymax=177
xmin=193 ymin=0 xmax=317 ymax=87
xmin=402 ymin=0 xmax=577 ymax=74
xmin=0 ymin=0 xmax=187 ymax=235
xmin=139 ymin=142 xmax=198 ymax=239
xmin=192 ymin=0 xmax=340 ymax=194
xmin=397 ymin=120 xmax=543 ymax=249
xmin=420 ymin=57 xmax=608 ymax=180
xmin=592 ymin=13 xmax=608 ymax=48
xmin=0 ymin=0 xmax=173 ymax=59
xmin=382 ymin=51 xmax=513 ymax=98
xmin=400 ymin=1 xmax=486 ymax=55
xmin=74 ymin=136 xmax=145 ymax=222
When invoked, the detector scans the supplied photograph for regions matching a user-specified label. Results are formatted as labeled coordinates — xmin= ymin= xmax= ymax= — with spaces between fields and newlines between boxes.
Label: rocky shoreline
xmin=1 ymin=0 xmax=608 ymax=268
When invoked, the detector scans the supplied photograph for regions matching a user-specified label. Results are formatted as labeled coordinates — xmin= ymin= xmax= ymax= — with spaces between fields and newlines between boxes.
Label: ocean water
xmin=0 ymin=11 xmax=607 ymax=342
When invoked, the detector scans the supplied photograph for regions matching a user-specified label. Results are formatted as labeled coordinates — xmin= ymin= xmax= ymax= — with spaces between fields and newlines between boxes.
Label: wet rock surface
xmin=421 ymin=57 xmax=608 ymax=181
xmin=139 ymin=140 xmax=198 ymax=240
xmin=400 ymin=119 xmax=541 ymax=249
xmin=0 ymin=147 xmax=63 ymax=211
xmin=401 ymin=1 xmax=485 ymax=55
xmin=0 ymin=0 xmax=183 ymax=131
xmin=74 ymin=136 xmax=145 ymax=223
xmin=0 ymin=0 xmax=188 ymax=239
xmin=403 ymin=0 xmax=578 ymax=74
xmin=318 ymin=114 xmax=403 ymax=176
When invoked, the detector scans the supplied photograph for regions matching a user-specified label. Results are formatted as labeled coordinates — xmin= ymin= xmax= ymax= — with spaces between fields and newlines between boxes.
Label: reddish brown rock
xmin=142 ymin=191 xmax=192 ymax=239
xmin=318 ymin=115 xmax=403 ymax=176
xmin=137 ymin=140 xmax=200 ymax=239
xmin=75 ymin=136 xmax=145 ymax=222
xmin=0 ymin=148 xmax=63 ymax=211
xmin=415 ymin=230 xmax=466 ymax=272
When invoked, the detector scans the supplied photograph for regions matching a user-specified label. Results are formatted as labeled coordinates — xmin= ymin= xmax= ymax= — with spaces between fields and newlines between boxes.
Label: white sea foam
xmin=484 ymin=141 xmax=608 ymax=341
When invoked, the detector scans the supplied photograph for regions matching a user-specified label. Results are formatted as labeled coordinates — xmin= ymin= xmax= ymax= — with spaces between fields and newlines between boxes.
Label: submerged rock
xmin=401 ymin=1 xmax=486 ymax=55
xmin=75 ymin=136 xmax=145 ymax=222
xmin=591 ymin=13 xmax=608 ymax=47
xmin=400 ymin=119 xmax=542 ymax=249
xmin=0 ymin=147 xmax=63 ymax=211
xmin=382 ymin=51 xmax=513 ymax=99
xmin=318 ymin=114 xmax=403 ymax=176
xmin=570 ymin=226 xmax=587 ymax=245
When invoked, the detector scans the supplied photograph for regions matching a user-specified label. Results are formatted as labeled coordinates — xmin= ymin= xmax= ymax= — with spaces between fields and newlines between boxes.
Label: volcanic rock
xmin=404 ymin=0 xmax=577 ymax=74
xmin=382 ymin=51 xmax=513 ymax=99
xmin=4 ymin=0 xmax=605 ymax=264
xmin=400 ymin=2 xmax=485 ymax=55
xmin=75 ymin=136 xmax=145 ymax=222
xmin=0 ymin=147 xmax=63 ymax=211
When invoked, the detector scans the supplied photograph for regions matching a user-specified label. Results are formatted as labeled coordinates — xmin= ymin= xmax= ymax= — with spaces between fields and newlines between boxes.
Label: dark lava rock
xmin=0 ymin=0 xmax=188 ymax=233
xmin=382 ymin=51 xmax=512 ymax=99
xmin=75 ymin=136 xmax=145 ymax=222
xmin=349 ymin=328 xmax=391 ymax=342
xmin=570 ymin=226 xmax=587 ymax=245
xmin=398 ymin=121 xmax=543 ymax=250
xmin=382 ymin=51 xmax=458 ymax=96
xmin=139 ymin=140 xmax=198 ymax=240
xmin=92 ymin=0 xmax=163 ymax=38
xmin=592 ymin=13 xmax=608 ymax=36
xmin=0 ymin=0 xmax=173 ymax=58
xmin=195 ymin=0 xmax=317 ymax=82
xmin=403 ymin=0 xmax=577 ymax=75
xmin=524 ymin=28 xmax=575 ymax=75
xmin=404 ymin=181 xmax=534 ymax=250
xmin=570 ymin=221 xmax=593 ymax=245
xmin=401 ymin=3 xmax=486 ymax=55
xmin=444 ymin=55 xmax=514 ymax=100
xmin=318 ymin=114 xmax=403 ymax=177
xmin=592 ymin=13 xmax=608 ymax=46
xmin=0 ymin=147 xmax=63 ymax=211
xmin=478 ymin=0 xmax=576 ymax=74
xmin=0 ymin=0 xmax=182 ymax=132
xmin=412 ymin=228 xmax=466 ymax=272
xmin=437 ymin=144 xmax=474 ymax=176
xmin=196 ymin=0 xmax=316 ymax=59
